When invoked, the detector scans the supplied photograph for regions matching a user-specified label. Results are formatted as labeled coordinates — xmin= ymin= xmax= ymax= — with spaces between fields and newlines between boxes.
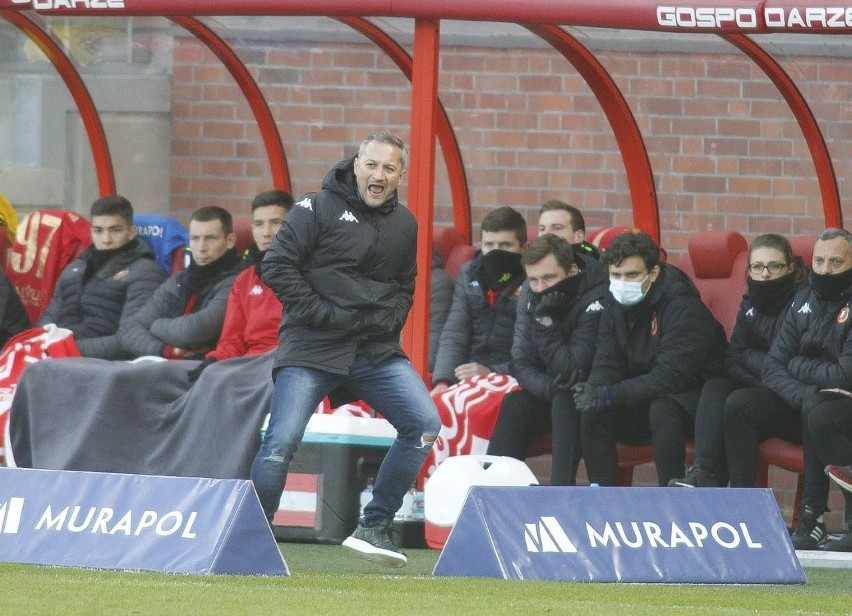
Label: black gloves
xmin=188 ymin=356 xmax=217 ymax=383
xmin=534 ymin=291 xmax=567 ymax=328
xmin=572 ymin=382 xmax=612 ymax=413
xmin=546 ymin=368 xmax=582 ymax=399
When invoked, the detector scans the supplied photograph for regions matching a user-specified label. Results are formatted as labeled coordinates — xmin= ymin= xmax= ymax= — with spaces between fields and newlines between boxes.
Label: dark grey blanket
xmin=9 ymin=351 xmax=274 ymax=479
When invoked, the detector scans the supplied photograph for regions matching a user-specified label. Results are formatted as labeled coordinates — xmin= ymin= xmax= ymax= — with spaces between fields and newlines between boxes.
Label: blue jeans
xmin=250 ymin=354 xmax=440 ymax=526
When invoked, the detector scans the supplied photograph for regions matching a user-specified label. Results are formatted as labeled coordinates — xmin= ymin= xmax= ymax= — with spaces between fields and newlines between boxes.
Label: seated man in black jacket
xmin=37 ymin=194 xmax=165 ymax=359
xmin=572 ymin=231 xmax=728 ymax=486
xmin=762 ymin=228 xmax=852 ymax=551
xmin=430 ymin=205 xmax=527 ymax=393
xmin=120 ymin=206 xmax=244 ymax=360
xmin=487 ymin=234 xmax=607 ymax=485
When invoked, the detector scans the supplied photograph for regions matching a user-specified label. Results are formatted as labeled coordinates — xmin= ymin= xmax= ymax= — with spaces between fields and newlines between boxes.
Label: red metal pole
xmin=402 ymin=17 xmax=440 ymax=378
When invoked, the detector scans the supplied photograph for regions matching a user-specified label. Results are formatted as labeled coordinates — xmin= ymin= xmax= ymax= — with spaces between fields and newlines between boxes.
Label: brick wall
xmin=169 ymin=34 xmax=850 ymax=257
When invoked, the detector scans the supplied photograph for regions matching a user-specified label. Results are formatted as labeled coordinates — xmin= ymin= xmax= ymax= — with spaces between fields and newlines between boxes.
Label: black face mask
xmin=479 ymin=249 xmax=524 ymax=291
xmin=530 ymin=274 xmax=583 ymax=318
xmin=746 ymin=272 xmax=796 ymax=315
xmin=811 ymin=267 xmax=852 ymax=303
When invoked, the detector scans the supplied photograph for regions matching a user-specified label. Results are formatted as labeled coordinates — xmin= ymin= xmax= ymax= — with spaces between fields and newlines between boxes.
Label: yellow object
xmin=0 ymin=193 xmax=19 ymax=245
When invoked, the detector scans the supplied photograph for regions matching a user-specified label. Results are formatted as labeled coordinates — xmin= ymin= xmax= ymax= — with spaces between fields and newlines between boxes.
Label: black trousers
xmin=723 ymin=385 xmax=801 ymax=487
xmin=802 ymin=393 xmax=852 ymax=523
xmin=486 ymin=389 xmax=581 ymax=485
xmin=691 ymin=376 xmax=739 ymax=480
xmin=581 ymin=388 xmax=700 ymax=487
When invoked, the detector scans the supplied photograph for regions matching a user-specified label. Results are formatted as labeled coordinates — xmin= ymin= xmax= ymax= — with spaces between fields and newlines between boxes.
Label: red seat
xmin=445 ymin=244 xmax=477 ymax=281
xmin=588 ymin=225 xmax=632 ymax=251
xmin=432 ymin=225 xmax=465 ymax=267
xmin=676 ymin=230 xmax=749 ymax=339
xmin=789 ymin=235 xmax=816 ymax=268
xmin=232 ymin=216 xmax=254 ymax=255
xmin=757 ymin=438 xmax=804 ymax=527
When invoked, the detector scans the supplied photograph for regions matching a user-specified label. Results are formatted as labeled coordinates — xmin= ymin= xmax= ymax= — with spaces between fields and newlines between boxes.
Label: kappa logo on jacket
xmin=798 ymin=302 xmax=812 ymax=314
xmin=249 ymin=284 xmax=264 ymax=296
xmin=746 ymin=307 xmax=755 ymax=317
xmin=296 ymin=197 xmax=313 ymax=211
xmin=585 ymin=300 xmax=604 ymax=313
xmin=338 ymin=210 xmax=359 ymax=223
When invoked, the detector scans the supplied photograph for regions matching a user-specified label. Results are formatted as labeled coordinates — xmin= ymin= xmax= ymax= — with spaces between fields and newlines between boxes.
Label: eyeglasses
xmin=748 ymin=262 xmax=788 ymax=275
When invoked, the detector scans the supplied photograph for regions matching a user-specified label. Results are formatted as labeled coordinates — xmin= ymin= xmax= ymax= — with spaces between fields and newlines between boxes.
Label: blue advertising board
xmin=0 ymin=467 xmax=287 ymax=576
xmin=433 ymin=486 xmax=804 ymax=584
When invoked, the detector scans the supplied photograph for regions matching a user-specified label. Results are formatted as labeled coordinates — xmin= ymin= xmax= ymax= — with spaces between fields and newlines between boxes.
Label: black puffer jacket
xmin=0 ymin=271 xmax=30 ymax=348
xmin=589 ymin=262 xmax=728 ymax=406
xmin=763 ymin=280 xmax=852 ymax=410
xmin=120 ymin=248 xmax=243 ymax=358
xmin=511 ymin=270 xmax=608 ymax=400
xmin=726 ymin=277 xmax=804 ymax=387
xmin=261 ymin=156 xmax=417 ymax=375
xmin=431 ymin=251 xmax=524 ymax=385
xmin=430 ymin=247 xmax=454 ymax=373
xmin=37 ymin=238 xmax=165 ymax=359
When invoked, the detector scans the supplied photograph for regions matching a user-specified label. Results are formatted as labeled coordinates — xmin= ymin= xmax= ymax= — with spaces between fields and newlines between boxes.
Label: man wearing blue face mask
xmin=487 ymin=234 xmax=607 ymax=485
xmin=572 ymin=231 xmax=728 ymax=486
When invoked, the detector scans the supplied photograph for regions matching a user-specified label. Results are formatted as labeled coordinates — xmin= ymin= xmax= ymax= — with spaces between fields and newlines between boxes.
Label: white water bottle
xmin=359 ymin=477 xmax=374 ymax=519
xmin=395 ymin=484 xmax=416 ymax=521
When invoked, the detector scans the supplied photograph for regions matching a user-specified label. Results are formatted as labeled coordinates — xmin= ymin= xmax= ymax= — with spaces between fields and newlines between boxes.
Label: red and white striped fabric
xmin=0 ymin=325 xmax=80 ymax=466
xmin=419 ymin=373 xmax=520 ymax=484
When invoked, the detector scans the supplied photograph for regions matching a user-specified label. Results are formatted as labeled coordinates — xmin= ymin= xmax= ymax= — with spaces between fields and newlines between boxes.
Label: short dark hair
xmin=602 ymin=231 xmax=660 ymax=271
xmin=359 ymin=130 xmax=408 ymax=170
xmin=481 ymin=206 xmax=527 ymax=245
xmin=91 ymin=194 xmax=133 ymax=226
xmin=252 ymin=190 xmax=294 ymax=214
xmin=522 ymin=234 xmax=575 ymax=273
xmin=190 ymin=205 xmax=233 ymax=236
xmin=541 ymin=199 xmax=586 ymax=233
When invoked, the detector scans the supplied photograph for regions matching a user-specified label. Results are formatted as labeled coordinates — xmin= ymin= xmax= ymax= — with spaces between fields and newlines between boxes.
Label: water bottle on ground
xmin=359 ymin=477 xmax=374 ymax=519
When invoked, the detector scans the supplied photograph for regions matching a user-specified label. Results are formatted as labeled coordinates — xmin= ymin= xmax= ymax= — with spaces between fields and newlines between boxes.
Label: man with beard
xmin=38 ymin=194 xmax=165 ymax=359
xmin=430 ymin=206 xmax=527 ymax=394
xmin=250 ymin=131 xmax=440 ymax=568
xmin=186 ymin=191 xmax=293 ymax=381
xmin=572 ymin=231 xmax=728 ymax=487
xmin=763 ymin=228 xmax=852 ymax=551
xmin=120 ymin=206 xmax=244 ymax=359
xmin=486 ymin=234 xmax=607 ymax=485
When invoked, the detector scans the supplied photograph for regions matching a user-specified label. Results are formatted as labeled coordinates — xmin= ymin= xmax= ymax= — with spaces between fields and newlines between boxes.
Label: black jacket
xmin=0 ymin=271 xmax=30 ymax=348
xmin=726 ymin=278 xmax=804 ymax=387
xmin=261 ymin=156 xmax=417 ymax=375
xmin=589 ymin=262 xmax=728 ymax=406
xmin=431 ymin=250 xmax=524 ymax=385
xmin=512 ymin=270 xmax=608 ymax=400
xmin=763 ymin=280 xmax=852 ymax=410
xmin=38 ymin=238 xmax=165 ymax=359
xmin=429 ymin=247 xmax=455 ymax=374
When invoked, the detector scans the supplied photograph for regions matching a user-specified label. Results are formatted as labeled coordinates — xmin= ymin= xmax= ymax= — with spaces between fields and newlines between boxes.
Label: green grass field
xmin=1 ymin=544 xmax=851 ymax=615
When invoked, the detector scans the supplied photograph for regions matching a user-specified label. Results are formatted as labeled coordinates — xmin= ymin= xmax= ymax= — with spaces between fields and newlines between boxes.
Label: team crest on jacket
xmin=838 ymin=306 xmax=850 ymax=324
xmin=650 ymin=313 xmax=658 ymax=336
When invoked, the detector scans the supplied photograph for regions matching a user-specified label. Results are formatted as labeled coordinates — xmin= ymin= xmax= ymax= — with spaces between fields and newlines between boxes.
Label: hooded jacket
xmin=431 ymin=250 xmax=525 ymax=385
xmin=38 ymin=238 xmax=165 ymax=359
xmin=430 ymin=246 xmax=455 ymax=374
xmin=512 ymin=268 xmax=608 ymax=401
xmin=261 ymin=156 xmax=417 ymax=375
xmin=589 ymin=262 xmax=728 ymax=406
xmin=763 ymin=277 xmax=852 ymax=410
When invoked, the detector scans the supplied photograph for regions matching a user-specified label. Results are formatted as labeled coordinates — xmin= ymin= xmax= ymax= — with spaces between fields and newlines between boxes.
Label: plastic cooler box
xmin=272 ymin=414 xmax=396 ymax=543
xmin=424 ymin=454 xmax=539 ymax=550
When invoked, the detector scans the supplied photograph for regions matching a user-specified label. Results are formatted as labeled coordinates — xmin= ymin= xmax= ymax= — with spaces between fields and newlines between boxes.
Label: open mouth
xmin=368 ymin=183 xmax=385 ymax=197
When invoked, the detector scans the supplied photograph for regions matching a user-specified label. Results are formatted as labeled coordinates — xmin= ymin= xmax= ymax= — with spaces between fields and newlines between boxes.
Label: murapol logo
xmin=524 ymin=516 xmax=578 ymax=553
xmin=0 ymin=497 xmax=25 ymax=534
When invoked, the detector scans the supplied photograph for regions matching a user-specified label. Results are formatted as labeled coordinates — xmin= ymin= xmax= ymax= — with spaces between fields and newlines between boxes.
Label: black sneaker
xmin=668 ymin=465 xmax=715 ymax=488
xmin=823 ymin=526 xmax=852 ymax=552
xmin=342 ymin=520 xmax=407 ymax=568
xmin=790 ymin=509 xmax=827 ymax=550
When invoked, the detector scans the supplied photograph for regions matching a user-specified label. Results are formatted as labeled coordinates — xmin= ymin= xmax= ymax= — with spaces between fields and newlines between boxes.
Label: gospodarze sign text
xmin=434 ymin=486 xmax=805 ymax=584
xmin=0 ymin=467 xmax=287 ymax=576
